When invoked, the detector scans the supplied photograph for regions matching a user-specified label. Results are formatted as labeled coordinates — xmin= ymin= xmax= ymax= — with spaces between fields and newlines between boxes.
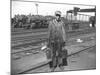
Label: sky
xmin=11 ymin=0 xmax=96 ymax=18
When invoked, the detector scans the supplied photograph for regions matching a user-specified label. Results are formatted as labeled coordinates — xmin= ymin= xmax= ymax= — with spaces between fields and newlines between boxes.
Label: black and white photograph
xmin=11 ymin=0 xmax=96 ymax=75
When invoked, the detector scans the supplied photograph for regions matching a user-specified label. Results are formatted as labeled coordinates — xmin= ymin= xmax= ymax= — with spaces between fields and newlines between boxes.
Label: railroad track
xmin=11 ymin=28 xmax=96 ymax=74
xmin=12 ymin=28 xmax=95 ymax=49
xmin=18 ymin=45 xmax=95 ymax=74
xmin=11 ymin=46 xmax=41 ymax=54
xmin=12 ymin=34 xmax=95 ymax=61
xmin=11 ymin=28 xmax=47 ymax=35
xmin=12 ymin=28 xmax=95 ymax=35
xmin=11 ymin=32 xmax=95 ymax=60
xmin=11 ymin=28 xmax=95 ymax=58
xmin=11 ymin=38 xmax=47 ymax=49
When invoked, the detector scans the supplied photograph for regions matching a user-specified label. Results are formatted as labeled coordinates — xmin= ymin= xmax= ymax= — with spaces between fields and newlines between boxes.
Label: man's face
xmin=55 ymin=14 xmax=61 ymax=20
xmin=56 ymin=16 xmax=60 ymax=20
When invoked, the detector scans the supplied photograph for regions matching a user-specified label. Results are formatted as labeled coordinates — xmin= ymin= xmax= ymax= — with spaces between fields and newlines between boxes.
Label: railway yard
xmin=11 ymin=27 xmax=96 ymax=75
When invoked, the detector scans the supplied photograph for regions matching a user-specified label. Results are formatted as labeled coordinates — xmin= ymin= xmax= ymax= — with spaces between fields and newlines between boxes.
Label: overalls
xmin=48 ymin=19 xmax=67 ymax=70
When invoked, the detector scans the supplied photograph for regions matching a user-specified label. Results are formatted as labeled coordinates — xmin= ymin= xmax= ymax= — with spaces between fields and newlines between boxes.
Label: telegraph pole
xmin=35 ymin=3 xmax=39 ymax=15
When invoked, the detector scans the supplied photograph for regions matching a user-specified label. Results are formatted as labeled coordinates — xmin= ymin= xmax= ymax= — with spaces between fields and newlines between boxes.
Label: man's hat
xmin=55 ymin=11 xmax=61 ymax=16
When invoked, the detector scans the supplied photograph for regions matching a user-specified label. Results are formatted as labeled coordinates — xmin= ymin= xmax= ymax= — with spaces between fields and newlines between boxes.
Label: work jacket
xmin=48 ymin=19 xmax=66 ymax=47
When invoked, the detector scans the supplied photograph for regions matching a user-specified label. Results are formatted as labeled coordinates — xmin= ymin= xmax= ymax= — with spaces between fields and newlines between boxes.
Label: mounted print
xmin=11 ymin=0 xmax=96 ymax=75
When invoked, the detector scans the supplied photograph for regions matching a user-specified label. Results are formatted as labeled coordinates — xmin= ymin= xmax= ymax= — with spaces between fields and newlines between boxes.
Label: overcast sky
xmin=12 ymin=0 xmax=96 ymax=18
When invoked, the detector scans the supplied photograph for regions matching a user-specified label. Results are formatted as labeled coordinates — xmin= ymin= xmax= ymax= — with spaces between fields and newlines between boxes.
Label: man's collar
xmin=55 ymin=19 xmax=61 ymax=22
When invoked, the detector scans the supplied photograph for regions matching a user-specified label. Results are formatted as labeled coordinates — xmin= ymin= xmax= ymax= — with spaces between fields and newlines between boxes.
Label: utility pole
xmin=35 ymin=3 xmax=39 ymax=15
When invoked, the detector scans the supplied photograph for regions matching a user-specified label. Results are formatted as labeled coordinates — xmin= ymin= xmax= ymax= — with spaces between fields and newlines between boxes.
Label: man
xmin=47 ymin=11 xmax=67 ymax=72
